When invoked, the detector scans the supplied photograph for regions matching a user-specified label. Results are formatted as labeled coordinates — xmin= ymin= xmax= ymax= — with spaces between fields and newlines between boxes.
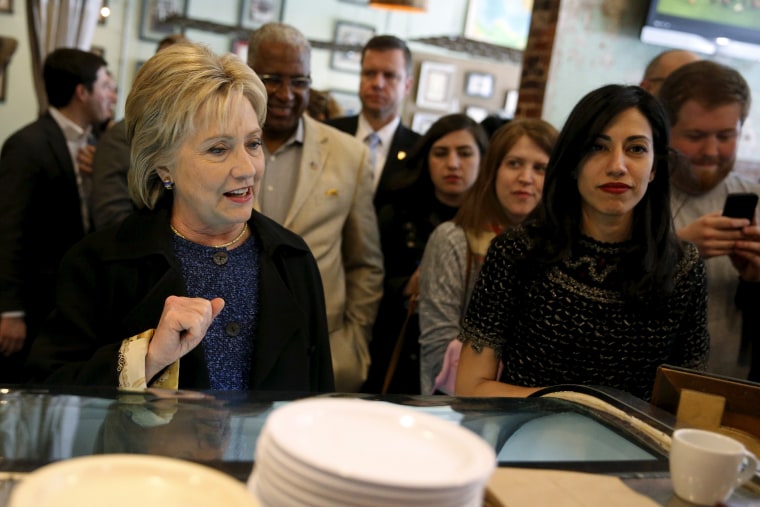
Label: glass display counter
xmin=0 ymin=384 xmax=758 ymax=506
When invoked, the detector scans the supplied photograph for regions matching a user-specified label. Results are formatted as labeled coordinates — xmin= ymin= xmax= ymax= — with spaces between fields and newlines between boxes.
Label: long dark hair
xmin=401 ymin=113 xmax=489 ymax=197
xmin=528 ymin=84 xmax=682 ymax=300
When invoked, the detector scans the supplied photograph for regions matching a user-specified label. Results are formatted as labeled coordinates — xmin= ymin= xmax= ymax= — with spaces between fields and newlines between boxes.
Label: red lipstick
xmin=599 ymin=183 xmax=630 ymax=194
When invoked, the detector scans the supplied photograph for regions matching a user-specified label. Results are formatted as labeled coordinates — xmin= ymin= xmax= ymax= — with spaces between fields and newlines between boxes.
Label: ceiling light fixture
xmin=368 ymin=0 xmax=428 ymax=13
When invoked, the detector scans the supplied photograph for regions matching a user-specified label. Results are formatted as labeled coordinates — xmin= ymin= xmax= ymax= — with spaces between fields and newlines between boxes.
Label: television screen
xmin=641 ymin=0 xmax=760 ymax=62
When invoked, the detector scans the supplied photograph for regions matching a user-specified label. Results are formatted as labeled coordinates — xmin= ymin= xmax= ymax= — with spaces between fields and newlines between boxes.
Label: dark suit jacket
xmin=327 ymin=115 xmax=420 ymax=211
xmin=91 ymin=120 xmax=134 ymax=230
xmin=0 ymin=113 xmax=85 ymax=349
xmin=27 ymin=205 xmax=335 ymax=392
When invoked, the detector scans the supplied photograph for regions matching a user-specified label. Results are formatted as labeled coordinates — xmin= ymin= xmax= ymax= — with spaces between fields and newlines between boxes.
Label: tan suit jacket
xmin=265 ymin=115 xmax=384 ymax=391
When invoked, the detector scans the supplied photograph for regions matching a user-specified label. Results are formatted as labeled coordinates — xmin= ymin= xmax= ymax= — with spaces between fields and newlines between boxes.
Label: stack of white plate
xmin=248 ymin=398 xmax=496 ymax=507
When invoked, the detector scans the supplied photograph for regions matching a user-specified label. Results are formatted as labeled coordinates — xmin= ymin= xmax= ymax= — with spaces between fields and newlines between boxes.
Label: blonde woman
xmin=28 ymin=43 xmax=333 ymax=392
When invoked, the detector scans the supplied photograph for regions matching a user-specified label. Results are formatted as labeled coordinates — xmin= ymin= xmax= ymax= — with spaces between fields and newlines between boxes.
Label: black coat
xmin=327 ymin=115 xmax=420 ymax=211
xmin=27 ymin=206 xmax=335 ymax=392
xmin=364 ymin=192 xmax=460 ymax=393
xmin=0 ymin=113 xmax=86 ymax=334
xmin=0 ymin=113 xmax=87 ymax=383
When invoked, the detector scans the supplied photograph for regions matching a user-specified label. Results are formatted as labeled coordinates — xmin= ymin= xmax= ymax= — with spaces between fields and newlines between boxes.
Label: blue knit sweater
xmin=172 ymin=233 xmax=260 ymax=390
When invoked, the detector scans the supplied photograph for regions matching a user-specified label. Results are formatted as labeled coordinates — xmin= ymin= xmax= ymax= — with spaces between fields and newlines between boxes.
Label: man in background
xmin=328 ymin=35 xmax=420 ymax=212
xmin=640 ymin=48 xmax=701 ymax=96
xmin=0 ymin=48 xmax=115 ymax=382
xmin=90 ymin=33 xmax=188 ymax=230
xmin=659 ymin=60 xmax=760 ymax=380
xmin=247 ymin=23 xmax=384 ymax=392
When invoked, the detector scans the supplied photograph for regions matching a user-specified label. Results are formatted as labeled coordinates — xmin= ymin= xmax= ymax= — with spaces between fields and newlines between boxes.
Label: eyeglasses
xmin=258 ymin=74 xmax=312 ymax=91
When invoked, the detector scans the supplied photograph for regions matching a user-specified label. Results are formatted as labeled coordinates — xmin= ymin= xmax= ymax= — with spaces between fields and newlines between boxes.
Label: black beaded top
xmin=460 ymin=226 xmax=709 ymax=400
xmin=172 ymin=231 xmax=260 ymax=390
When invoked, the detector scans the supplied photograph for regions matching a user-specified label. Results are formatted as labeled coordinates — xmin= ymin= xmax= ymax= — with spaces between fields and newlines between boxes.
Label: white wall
xmin=544 ymin=0 xmax=760 ymax=167
xmin=0 ymin=0 xmax=479 ymax=145
xmin=3 ymin=0 xmax=759 ymax=168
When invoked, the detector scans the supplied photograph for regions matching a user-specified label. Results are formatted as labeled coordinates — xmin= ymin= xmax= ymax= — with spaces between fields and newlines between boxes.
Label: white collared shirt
xmin=48 ymin=107 xmax=92 ymax=232
xmin=260 ymin=118 xmax=305 ymax=225
xmin=356 ymin=114 xmax=400 ymax=191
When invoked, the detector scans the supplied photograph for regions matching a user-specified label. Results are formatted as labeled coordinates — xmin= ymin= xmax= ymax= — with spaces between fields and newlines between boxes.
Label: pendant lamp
xmin=368 ymin=0 xmax=428 ymax=12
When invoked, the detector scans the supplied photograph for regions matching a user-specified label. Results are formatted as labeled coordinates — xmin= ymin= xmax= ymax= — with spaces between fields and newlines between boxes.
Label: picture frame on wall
xmin=139 ymin=0 xmax=186 ymax=42
xmin=231 ymin=39 xmax=249 ymax=62
xmin=415 ymin=61 xmax=456 ymax=111
xmin=504 ymin=89 xmax=519 ymax=118
xmin=0 ymin=0 xmax=12 ymax=14
xmin=464 ymin=72 xmax=494 ymax=99
xmin=239 ymin=0 xmax=284 ymax=31
xmin=464 ymin=0 xmax=532 ymax=51
xmin=330 ymin=21 xmax=376 ymax=73
xmin=329 ymin=90 xmax=362 ymax=116
xmin=411 ymin=112 xmax=441 ymax=135
xmin=464 ymin=105 xmax=489 ymax=123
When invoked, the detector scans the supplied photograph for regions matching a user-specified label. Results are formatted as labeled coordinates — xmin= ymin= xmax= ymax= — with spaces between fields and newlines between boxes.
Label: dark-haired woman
xmin=419 ymin=119 xmax=558 ymax=395
xmin=365 ymin=114 xmax=489 ymax=393
xmin=456 ymin=85 xmax=709 ymax=401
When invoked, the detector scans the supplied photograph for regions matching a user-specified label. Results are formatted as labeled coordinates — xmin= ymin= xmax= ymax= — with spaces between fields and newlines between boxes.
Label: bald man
xmin=640 ymin=49 xmax=701 ymax=95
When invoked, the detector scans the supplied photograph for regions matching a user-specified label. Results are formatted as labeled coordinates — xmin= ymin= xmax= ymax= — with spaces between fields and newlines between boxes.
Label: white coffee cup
xmin=670 ymin=428 xmax=758 ymax=506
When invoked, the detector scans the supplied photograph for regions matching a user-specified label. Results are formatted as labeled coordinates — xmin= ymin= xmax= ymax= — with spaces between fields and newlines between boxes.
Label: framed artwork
xmin=415 ymin=61 xmax=456 ymax=111
xmin=464 ymin=0 xmax=533 ymax=50
xmin=239 ymin=0 xmax=284 ymax=30
xmin=504 ymin=89 xmax=519 ymax=118
xmin=231 ymin=39 xmax=249 ymax=62
xmin=0 ymin=0 xmax=12 ymax=14
xmin=464 ymin=72 xmax=494 ymax=99
xmin=139 ymin=0 xmax=186 ymax=42
xmin=411 ymin=112 xmax=441 ymax=135
xmin=330 ymin=21 xmax=376 ymax=73
xmin=329 ymin=89 xmax=361 ymax=116
xmin=464 ymin=106 xmax=488 ymax=123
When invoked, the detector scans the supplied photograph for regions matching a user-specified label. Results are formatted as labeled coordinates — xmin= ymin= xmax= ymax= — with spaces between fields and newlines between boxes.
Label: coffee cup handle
xmin=736 ymin=451 xmax=759 ymax=488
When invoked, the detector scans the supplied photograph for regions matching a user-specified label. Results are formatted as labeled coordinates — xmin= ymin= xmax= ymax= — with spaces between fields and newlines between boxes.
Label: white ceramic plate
xmin=255 ymin=433 xmax=469 ymax=507
xmin=9 ymin=454 xmax=259 ymax=507
xmin=264 ymin=398 xmax=496 ymax=489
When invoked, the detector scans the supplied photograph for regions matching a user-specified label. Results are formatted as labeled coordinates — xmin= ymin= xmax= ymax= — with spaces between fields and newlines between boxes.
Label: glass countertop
xmin=0 ymin=385 xmax=672 ymax=479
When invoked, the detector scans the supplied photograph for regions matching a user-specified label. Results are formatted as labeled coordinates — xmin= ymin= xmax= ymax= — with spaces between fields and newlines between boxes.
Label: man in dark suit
xmin=0 ymin=48 xmax=115 ymax=382
xmin=327 ymin=35 xmax=421 ymax=212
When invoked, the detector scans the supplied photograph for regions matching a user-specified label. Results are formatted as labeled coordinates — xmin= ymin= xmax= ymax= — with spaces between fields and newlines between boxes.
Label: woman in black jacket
xmin=27 ymin=43 xmax=334 ymax=393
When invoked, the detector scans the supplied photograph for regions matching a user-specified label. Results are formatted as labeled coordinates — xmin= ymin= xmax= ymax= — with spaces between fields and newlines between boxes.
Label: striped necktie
xmin=365 ymin=132 xmax=381 ymax=175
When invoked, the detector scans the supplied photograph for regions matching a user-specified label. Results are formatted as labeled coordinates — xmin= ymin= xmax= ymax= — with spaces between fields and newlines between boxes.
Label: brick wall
xmin=515 ymin=0 xmax=560 ymax=119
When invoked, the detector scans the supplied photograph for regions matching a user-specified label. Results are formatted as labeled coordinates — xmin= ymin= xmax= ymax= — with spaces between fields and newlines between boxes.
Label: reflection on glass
xmin=497 ymin=412 xmax=655 ymax=462
xmin=0 ymin=389 xmax=664 ymax=473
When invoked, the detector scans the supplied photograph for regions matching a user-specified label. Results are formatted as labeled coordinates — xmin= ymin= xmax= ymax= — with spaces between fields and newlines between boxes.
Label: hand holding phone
xmin=722 ymin=193 xmax=758 ymax=222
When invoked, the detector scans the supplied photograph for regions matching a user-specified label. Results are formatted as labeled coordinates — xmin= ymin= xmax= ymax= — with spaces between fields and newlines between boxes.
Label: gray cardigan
xmin=418 ymin=222 xmax=481 ymax=394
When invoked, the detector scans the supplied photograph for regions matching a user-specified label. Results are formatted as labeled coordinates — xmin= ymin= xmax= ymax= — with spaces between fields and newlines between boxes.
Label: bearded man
xmin=659 ymin=60 xmax=760 ymax=380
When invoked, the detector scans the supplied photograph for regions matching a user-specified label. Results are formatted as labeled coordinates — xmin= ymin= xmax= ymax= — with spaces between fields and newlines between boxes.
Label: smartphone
xmin=722 ymin=193 xmax=759 ymax=221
